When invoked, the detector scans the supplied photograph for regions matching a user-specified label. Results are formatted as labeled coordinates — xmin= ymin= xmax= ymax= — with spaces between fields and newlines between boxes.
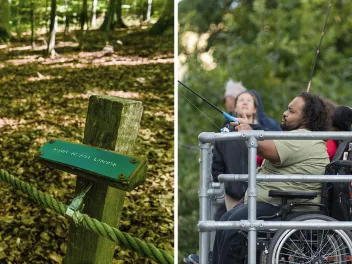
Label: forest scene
xmin=178 ymin=0 xmax=352 ymax=262
xmin=0 ymin=0 xmax=174 ymax=263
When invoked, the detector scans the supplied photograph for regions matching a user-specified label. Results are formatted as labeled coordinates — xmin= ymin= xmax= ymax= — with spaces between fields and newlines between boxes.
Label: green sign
xmin=38 ymin=139 xmax=147 ymax=191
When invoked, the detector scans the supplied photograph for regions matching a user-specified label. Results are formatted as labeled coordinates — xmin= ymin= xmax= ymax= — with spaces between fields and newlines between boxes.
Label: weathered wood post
xmin=64 ymin=95 xmax=143 ymax=263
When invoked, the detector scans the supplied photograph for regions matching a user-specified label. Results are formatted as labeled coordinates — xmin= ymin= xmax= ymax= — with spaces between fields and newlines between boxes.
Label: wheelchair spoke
xmin=280 ymin=245 xmax=310 ymax=260
xmin=278 ymin=251 xmax=310 ymax=263
xmin=298 ymin=229 xmax=314 ymax=256
xmin=275 ymin=230 xmax=352 ymax=264
xmin=317 ymin=229 xmax=328 ymax=256
xmin=315 ymin=233 xmax=333 ymax=257
xmin=317 ymin=233 xmax=348 ymax=260
xmin=286 ymin=235 xmax=310 ymax=259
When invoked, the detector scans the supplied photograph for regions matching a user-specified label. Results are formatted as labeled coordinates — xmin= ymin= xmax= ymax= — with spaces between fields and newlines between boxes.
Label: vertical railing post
xmin=199 ymin=142 xmax=211 ymax=264
xmin=64 ymin=95 xmax=143 ymax=264
xmin=247 ymin=136 xmax=258 ymax=264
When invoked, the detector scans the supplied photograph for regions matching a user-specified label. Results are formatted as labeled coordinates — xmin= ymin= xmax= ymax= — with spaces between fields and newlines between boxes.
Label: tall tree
xmin=115 ymin=0 xmax=126 ymax=28
xmin=91 ymin=0 xmax=98 ymax=27
xmin=47 ymin=0 xmax=57 ymax=57
xmin=100 ymin=0 xmax=115 ymax=30
xmin=149 ymin=0 xmax=173 ymax=35
xmin=64 ymin=0 xmax=70 ymax=35
xmin=30 ymin=1 xmax=35 ymax=48
xmin=79 ymin=0 xmax=88 ymax=49
xmin=146 ymin=0 xmax=152 ymax=21
xmin=0 ymin=0 xmax=10 ymax=41
xmin=100 ymin=0 xmax=126 ymax=31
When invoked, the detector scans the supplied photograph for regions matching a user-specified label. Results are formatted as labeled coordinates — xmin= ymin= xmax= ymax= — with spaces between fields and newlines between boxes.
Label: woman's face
xmin=235 ymin=93 xmax=257 ymax=119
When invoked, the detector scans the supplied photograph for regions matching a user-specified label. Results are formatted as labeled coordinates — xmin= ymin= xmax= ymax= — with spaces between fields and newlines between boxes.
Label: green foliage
xmin=7 ymin=0 xmax=169 ymax=40
xmin=179 ymin=0 xmax=352 ymax=261
xmin=0 ymin=28 xmax=173 ymax=263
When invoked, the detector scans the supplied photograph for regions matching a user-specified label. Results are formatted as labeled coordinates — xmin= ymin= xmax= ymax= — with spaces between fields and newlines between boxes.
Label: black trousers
xmin=212 ymin=203 xmax=280 ymax=264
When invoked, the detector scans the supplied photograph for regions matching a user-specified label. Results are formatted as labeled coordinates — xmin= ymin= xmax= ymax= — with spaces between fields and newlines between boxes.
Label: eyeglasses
xmin=237 ymin=99 xmax=254 ymax=104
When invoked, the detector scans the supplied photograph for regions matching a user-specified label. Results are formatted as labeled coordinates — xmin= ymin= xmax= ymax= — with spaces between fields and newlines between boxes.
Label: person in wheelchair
xmin=212 ymin=92 xmax=331 ymax=264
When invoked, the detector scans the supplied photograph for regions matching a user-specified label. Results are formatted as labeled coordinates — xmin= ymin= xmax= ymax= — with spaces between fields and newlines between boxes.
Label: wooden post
xmin=64 ymin=95 xmax=143 ymax=264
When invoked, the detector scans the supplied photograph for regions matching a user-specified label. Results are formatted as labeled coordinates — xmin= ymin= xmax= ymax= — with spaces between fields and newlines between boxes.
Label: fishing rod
xmin=306 ymin=0 xmax=332 ymax=92
xmin=178 ymin=80 xmax=238 ymax=123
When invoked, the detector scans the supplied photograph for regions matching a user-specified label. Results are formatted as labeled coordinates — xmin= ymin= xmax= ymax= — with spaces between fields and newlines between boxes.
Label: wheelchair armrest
xmin=268 ymin=190 xmax=318 ymax=200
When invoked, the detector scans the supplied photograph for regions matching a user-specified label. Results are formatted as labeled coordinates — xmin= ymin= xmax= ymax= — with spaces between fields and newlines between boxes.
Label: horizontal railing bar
xmin=218 ymin=174 xmax=352 ymax=182
xmin=198 ymin=220 xmax=352 ymax=231
xmin=199 ymin=131 xmax=352 ymax=143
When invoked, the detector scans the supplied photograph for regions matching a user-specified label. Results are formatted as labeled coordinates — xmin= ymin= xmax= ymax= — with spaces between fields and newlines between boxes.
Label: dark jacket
xmin=249 ymin=90 xmax=282 ymax=131
xmin=212 ymin=124 xmax=263 ymax=200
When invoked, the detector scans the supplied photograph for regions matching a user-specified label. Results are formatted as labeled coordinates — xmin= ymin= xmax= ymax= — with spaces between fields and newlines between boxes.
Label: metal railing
xmin=197 ymin=131 xmax=352 ymax=264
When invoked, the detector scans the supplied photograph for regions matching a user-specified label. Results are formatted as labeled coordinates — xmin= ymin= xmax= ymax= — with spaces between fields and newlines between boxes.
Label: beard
xmin=280 ymin=122 xmax=290 ymax=131
xmin=280 ymin=119 xmax=304 ymax=131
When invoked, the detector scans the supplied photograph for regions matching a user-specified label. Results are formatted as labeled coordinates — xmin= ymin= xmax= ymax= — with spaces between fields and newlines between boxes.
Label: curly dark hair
xmin=298 ymin=92 xmax=328 ymax=131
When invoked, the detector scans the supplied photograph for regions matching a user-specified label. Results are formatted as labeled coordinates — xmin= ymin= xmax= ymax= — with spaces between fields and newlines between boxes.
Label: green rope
xmin=0 ymin=169 xmax=174 ymax=264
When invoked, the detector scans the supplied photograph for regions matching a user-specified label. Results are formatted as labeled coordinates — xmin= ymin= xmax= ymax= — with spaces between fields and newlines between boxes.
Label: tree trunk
xmin=146 ymin=0 xmax=152 ymax=21
xmin=15 ymin=0 xmax=22 ymax=38
xmin=79 ymin=0 xmax=88 ymax=50
xmin=101 ymin=0 xmax=127 ymax=30
xmin=30 ymin=1 xmax=35 ymax=48
xmin=45 ymin=0 xmax=50 ymax=34
xmin=141 ymin=0 xmax=147 ymax=21
xmin=0 ymin=0 xmax=10 ymax=41
xmin=116 ymin=0 xmax=127 ymax=28
xmin=91 ymin=0 xmax=98 ymax=27
xmin=100 ymin=0 xmax=116 ymax=31
xmin=64 ymin=15 xmax=70 ymax=35
xmin=47 ymin=0 xmax=57 ymax=57
xmin=64 ymin=0 xmax=70 ymax=35
xmin=149 ymin=0 xmax=173 ymax=35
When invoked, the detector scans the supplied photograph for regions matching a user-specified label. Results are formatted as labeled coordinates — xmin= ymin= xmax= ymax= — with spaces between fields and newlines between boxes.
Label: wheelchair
xmin=185 ymin=188 xmax=352 ymax=264
xmin=250 ymin=190 xmax=352 ymax=264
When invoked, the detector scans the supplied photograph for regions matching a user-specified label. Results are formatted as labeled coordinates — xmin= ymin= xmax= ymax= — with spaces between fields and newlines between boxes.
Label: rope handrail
xmin=0 ymin=169 xmax=174 ymax=264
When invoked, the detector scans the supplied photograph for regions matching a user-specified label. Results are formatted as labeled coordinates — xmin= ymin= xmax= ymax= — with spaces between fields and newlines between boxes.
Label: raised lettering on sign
xmin=53 ymin=148 xmax=117 ymax=167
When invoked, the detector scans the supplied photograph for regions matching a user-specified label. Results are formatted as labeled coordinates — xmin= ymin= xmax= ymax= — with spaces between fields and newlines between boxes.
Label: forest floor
xmin=0 ymin=27 xmax=174 ymax=263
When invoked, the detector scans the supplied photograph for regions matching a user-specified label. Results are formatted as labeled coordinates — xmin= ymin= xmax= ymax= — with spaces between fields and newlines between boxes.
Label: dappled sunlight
xmin=6 ymin=55 xmax=39 ymax=65
xmin=4 ymin=52 xmax=173 ymax=68
xmin=63 ymin=92 xmax=90 ymax=100
xmin=9 ymin=45 xmax=35 ymax=51
xmin=156 ymin=110 xmax=174 ymax=122
xmin=28 ymin=72 xmax=63 ymax=82
xmin=56 ymin=41 xmax=79 ymax=48
xmin=34 ymin=137 xmax=48 ymax=144
xmin=57 ymin=114 xmax=85 ymax=128
xmin=60 ymin=172 xmax=77 ymax=180
xmin=139 ymin=128 xmax=158 ymax=142
xmin=0 ymin=118 xmax=25 ymax=128
xmin=144 ymin=110 xmax=174 ymax=123
xmin=106 ymin=90 xmax=141 ymax=99
xmin=4 ymin=41 xmax=77 ymax=52
xmin=63 ymin=90 xmax=141 ymax=100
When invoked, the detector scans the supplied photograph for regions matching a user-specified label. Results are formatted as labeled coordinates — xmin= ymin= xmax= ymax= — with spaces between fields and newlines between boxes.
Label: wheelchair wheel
xmin=266 ymin=214 xmax=352 ymax=264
